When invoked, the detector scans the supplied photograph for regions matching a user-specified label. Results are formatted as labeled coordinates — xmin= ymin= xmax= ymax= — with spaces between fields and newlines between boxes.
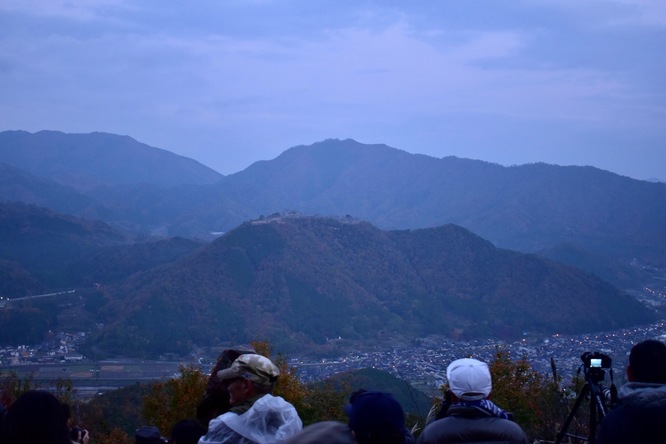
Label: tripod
xmin=555 ymin=362 xmax=616 ymax=444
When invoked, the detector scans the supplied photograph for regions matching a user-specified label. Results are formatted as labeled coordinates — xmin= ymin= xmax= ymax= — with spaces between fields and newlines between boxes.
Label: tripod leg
xmin=556 ymin=384 xmax=590 ymax=444
xmin=589 ymin=394 xmax=597 ymax=443
xmin=588 ymin=385 xmax=607 ymax=444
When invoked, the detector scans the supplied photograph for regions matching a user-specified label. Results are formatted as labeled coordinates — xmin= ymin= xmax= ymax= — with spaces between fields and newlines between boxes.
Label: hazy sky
xmin=1 ymin=1 xmax=664 ymax=180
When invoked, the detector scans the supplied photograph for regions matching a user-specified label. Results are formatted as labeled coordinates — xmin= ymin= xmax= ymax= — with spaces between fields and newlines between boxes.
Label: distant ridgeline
xmin=1 ymin=131 xmax=665 ymax=293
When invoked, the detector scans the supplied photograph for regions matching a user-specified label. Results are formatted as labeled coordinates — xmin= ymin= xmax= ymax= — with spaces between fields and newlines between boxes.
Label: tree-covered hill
xmin=0 ymin=202 xmax=131 ymax=293
xmin=0 ymin=162 xmax=94 ymax=215
xmin=0 ymin=203 xmax=206 ymax=345
xmin=317 ymin=367 xmax=433 ymax=417
xmin=0 ymin=202 xmax=205 ymax=297
xmin=93 ymin=215 xmax=654 ymax=357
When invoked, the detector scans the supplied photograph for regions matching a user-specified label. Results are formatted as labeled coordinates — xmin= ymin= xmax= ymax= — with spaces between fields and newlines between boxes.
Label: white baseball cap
xmin=446 ymin=358 xmax=492 ymax=401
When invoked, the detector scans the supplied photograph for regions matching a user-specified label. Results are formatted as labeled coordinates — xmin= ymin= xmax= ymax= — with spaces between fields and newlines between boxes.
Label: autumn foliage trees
xmin=488 ymin=349 xmax=567 ymax=441
xmin=142 ymin=365 xmax=208 ymax=437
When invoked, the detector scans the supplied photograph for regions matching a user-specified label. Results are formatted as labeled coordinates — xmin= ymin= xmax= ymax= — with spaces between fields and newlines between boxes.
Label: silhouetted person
xmin=0 ymin=400 xmax=8 ymax=443
xmin=197 ymin=347 xmax=255 ymax=427
xmin=597 ymin=339 xmax=666 ymax=443
xmin=136 ymin=425 xmax=167 ymax=444
xmin=417 ymin=358 xmax=529 ymax=444
xmin=280 ymin=389 xmax=413 ymax=444
xmin=279 ymin=421 xmax=355 ymax=444
xmin=2 ymin=390 xmax=71 ymax=444
xmin=63 ymin=403 xmax=89 ymax=444
xmin=171 ymin=419 xmax=206 ymax=444
xmin=345 ymin=389 xmax=414 ymax=444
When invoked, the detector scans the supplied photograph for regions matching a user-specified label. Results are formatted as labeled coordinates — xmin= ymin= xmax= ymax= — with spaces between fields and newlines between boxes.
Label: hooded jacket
xmin=597 ymin=382 xmax=666 ymax=444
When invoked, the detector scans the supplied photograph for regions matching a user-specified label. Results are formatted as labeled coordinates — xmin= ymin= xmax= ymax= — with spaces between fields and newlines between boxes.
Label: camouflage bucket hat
xmin=216 ymin=353 xmax=280 ymax=386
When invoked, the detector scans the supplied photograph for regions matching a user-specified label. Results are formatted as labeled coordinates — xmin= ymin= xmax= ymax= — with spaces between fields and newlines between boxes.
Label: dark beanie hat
xmin=135 ymin=426 xmax=166 ymax=444
xmin=344 ymin=390 xmax=409 ymax=443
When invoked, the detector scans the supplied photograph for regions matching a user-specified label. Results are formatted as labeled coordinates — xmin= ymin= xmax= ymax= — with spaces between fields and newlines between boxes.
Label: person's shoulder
xmin=478 ymin=417 xmax=529 ymax=444
xmin=254 ymin=393 xmax=296 ymax=409
xmin=502 ymin=419 xmax=530 ymax=441
xmin=208 ymin=410 xmax=238 ymax=428
xmin=500 ymin=417 xmax=527 ymax=430
xmin=416 ymin=417 xmax=450 ymax=442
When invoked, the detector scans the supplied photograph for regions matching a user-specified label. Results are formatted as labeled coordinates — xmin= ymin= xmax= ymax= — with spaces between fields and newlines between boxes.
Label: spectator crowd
xmin=1 ymin=339 xmax=664 ymax=443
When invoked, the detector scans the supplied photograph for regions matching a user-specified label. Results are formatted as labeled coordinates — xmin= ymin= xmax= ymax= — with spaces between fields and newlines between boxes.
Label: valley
xmin=2 ymin=318 xmax=665 ymax=401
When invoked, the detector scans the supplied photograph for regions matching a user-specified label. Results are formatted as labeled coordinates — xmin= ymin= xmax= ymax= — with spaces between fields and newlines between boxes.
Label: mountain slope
xmin=0 ymin=162 xmax=94 ymax=214
xmin=0 ymin=202 xmax=204 ymax=296
xmin=93 ymin=215 xmax=653 ymax=356
xmin=536 ymin=242 xmax=645 ymax=289
xmin=0 ymin=202 xmax=131 ymax=290
xmin=0 ymin=130 xmax=223 ymax=190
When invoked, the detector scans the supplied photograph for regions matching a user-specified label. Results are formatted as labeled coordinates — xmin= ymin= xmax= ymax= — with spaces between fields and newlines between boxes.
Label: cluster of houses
xmin=0 ymin=331 xmax=86 ymax=366
xmin=291 ymin=321 xmax=666 ymax=392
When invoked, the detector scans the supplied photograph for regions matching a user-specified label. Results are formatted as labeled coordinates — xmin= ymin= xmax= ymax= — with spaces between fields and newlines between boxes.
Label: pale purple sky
xmin=1 ymin=1 xmax=664 ymax=180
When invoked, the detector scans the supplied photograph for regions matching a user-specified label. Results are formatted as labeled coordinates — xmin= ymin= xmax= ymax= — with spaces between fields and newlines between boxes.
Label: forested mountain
xmin=0 ymin=202 xmax=203 ymax=297
xmin=0 ymin=202 xmax=205 ymax=346
xmin=1 ymin=132 xmax=663 ymax=289
xmin=209 ymin=139 xmax=666 ymax=266
xmin=91 ymin=215 xmax=653 ymax=357
xmin=0 ymin=162 xmax=94 ymax=215
xmin=0 ymin=202 xmax=130 ymax=292
xmin=0 ymin=130 xmax=223 ymax=190
xmin=536 ymin=243 xmax=646 ymax=290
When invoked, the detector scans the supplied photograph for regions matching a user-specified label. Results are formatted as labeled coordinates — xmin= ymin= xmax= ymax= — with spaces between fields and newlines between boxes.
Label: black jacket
xmin=417 ymin=405 xmax=529 ymax=444
xmin=597 ymin=382 xmax=666 ymax=444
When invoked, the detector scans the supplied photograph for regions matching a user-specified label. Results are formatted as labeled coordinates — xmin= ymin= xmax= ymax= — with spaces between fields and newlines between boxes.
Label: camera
xmin=581 ymin=351 xmax=612 ymax=384
xmin=581 ymin=351 xmax=612 ymax=369
xmin=70 ymin=427 xmax=88 ymax=443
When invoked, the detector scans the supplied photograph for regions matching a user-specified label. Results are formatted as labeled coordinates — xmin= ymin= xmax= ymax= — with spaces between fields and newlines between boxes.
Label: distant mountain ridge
xmin=1 ymin=131 xmax=665 ymax=288
xmin=197 ymin=139 xmax=666 ymax=288
xmin=0 ymin=130 xmax=223 ymax=190
xmin=216 ymin=139 xmax=665 ymax=253
xmin=92 ymin=215 xmax=653 ymax=357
